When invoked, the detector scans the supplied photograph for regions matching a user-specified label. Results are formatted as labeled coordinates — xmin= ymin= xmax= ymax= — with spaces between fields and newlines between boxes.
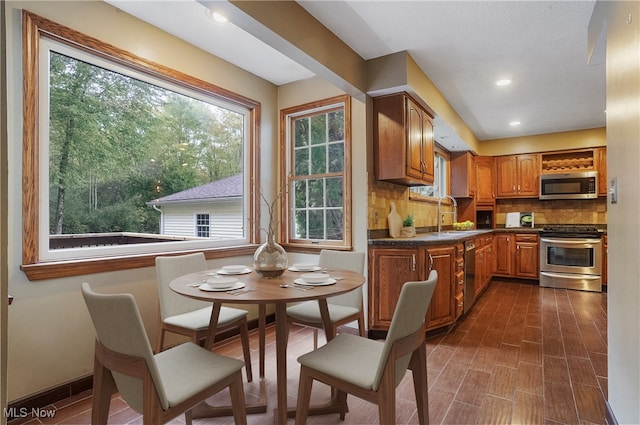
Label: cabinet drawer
xmin=516 ymin=234 xmax=539 ymax=242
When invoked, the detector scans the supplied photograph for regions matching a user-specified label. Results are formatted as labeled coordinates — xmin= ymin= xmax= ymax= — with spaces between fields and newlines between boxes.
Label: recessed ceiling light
xmin=496 ymin=79 xmax=512 ymax=87
xmin=205 ymin=9 xmax=228 ymax=23
xmin=509 ymin=121 xmax=521 ymax=126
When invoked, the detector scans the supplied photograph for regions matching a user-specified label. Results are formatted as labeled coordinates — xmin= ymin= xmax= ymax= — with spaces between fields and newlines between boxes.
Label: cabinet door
xmin=602 ymin=234 xmax=608 ymax=285
xmin=451 ymin=151 xmax=476 ymax=198
xmin=515 ymin=242 xmax=539 ymax=278
xmin=425 ymin=246 xmax=455 ymax=330
xmin=368 ymin=248 xmax=422 ymax=331
xmin=406 ymin=98 xmax=425 ymax=181
xmin=597 ymin=147 xmax=607 ymax=197
xmin=474 ymin=246 xmax=485 ymax=297
xmin=421 ymin=112 xmax=435 ymax=183
xmin=475 ymin=156 xmax=495 ymax=204
xmin=494 ymin=234 xmax=514 ymax=276
xmin=496 ymin=156 xmax=517 ymax=197
xmin=517 ymin=154 xmax=539 ymax=196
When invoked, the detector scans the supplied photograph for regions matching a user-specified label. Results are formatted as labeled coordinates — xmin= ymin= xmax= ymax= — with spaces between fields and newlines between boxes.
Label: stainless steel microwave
xmin=539 ymin=171 xmax=598 ymax=200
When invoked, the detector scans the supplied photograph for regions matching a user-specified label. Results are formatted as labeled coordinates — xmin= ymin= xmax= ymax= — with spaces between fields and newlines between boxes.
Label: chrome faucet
xmin=437 ymin=195 xmax=458 ymax=233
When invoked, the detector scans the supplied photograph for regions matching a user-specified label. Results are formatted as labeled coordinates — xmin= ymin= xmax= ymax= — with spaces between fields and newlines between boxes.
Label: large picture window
xmin=22 ymin=12 xmax=260 ymax=279
xmin=281 ymin=96 xmax=351 ymax=250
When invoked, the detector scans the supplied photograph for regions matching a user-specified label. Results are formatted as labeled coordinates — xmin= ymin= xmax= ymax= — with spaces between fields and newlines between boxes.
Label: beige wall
xmin=4 ymin=1 xmax=278 ymax=401
xmin=479 ymin=127 xmax=606 ymax=156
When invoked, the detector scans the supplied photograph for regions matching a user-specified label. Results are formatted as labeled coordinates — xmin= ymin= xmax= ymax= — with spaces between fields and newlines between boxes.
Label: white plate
xmin=294 ymin=278 xmax=336 ymax=286
xmin=200 ymin=282 xmax=245 ymax=292
xmin=222 ymin=265 xmax=247 ymax=273
xmin=204 ymin=277 xmax=238 ymax=289
xmin=215 ymin=268 xmax=252 ymax=275
xmin=288 ymin=265 xmax=321 ymax=272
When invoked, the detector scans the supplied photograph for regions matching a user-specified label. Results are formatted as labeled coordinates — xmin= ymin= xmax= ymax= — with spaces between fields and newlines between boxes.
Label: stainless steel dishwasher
xmin=463 ymin=240 xmax=476 ymax=314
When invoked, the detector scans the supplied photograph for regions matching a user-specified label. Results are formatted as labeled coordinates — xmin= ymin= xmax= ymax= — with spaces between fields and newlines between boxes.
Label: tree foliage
xmin=48 ymin=52 xmax=243 ymax=235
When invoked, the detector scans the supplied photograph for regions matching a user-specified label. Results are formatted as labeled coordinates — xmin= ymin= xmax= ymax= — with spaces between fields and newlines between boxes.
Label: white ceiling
xmin=107 ymin=0 xmax=605 ymax=149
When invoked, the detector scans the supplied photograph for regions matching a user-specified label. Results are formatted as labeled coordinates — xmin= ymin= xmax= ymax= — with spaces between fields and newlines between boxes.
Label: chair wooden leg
xmin=229 ymin=371 xmax=248 ymax=425
xmin=91 ymin=356 xmax=117 ymax=425
xmin=295 ymin=367 xmax=314 ymax=425
xmin=239 ymin=319 xmax=253 ymax=382
xmin=184 ymin=409 xmax=192 ymax=425
xmin=377 ymin=381 xmax=396 ymax=425
xmin=410 ymin=345 xmax=429 ymax=425
xmin=357 ymin=314 xmax=366 ymax=337
xmin=313 ymin=328 xmax=319 ymax=349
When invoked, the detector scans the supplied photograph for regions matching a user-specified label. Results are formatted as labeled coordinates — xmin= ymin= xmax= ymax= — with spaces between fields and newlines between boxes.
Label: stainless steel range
xmin=539 ymin=226 xmax=603 ymax=292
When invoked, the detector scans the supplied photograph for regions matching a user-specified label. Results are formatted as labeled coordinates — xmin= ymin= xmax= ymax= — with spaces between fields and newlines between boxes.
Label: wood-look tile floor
xmin=12 ymin=279 xmax=608 ymax=424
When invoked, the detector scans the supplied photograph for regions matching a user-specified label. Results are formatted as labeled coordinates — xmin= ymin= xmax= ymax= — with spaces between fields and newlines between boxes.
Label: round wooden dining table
xmin=170 ymin=267 xmax=366 ymax=425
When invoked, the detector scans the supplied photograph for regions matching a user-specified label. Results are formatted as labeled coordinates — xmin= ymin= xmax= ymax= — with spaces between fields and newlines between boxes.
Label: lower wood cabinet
xmin=494 ymin=233 xmax=539 ymax=279
xmin=368 ymin=244 xmax=459 ymax=334
xmin=474 ymin=235 xmax=494 ymax=297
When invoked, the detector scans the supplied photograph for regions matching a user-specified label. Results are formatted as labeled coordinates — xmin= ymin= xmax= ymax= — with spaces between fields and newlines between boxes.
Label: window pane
xmin=326 ymin=177 xmax=343 ymax=208
xmin=310 ymin=114 xmax=326 ymax=145
xmin=311 ymin=145 xmax=327 ymax=174
xmin=308 ymin=210 xmax=324 ymax=239
xmin=47 ymin=50 xmax=246 ymax=248
xmin=293 ymin=180 xmax=307 ymax=208
xmin=294 ymin=210 xmax=307 ymax=238
xmin=328 ymin=110 xmax=344 ymax=142
xmin=328 ymin=142 xmax=344 ymax=172
xmin=294 ymin=117 xmax=309 ymax=147
xmin=326 ymin=209 xmax=343 ymax=240
xmin=294 ymin=147 xmax=309 ymax=176
xmin=308 ymin=178 xmax=324 ymax=207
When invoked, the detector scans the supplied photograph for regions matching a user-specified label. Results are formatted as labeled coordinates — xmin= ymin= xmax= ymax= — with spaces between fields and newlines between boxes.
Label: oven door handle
xmin=541 ymin=237 xmax=601 ymax=244
xmin=540 ymin=271 xmax=601 ymax=280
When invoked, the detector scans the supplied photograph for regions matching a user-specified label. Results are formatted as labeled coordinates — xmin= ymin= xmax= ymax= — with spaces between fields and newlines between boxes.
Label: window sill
xmin=21 ymin=245 xmax=259 ymax=281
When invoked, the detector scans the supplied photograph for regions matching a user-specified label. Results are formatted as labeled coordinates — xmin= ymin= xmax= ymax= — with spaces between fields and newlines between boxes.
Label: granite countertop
xmin=368 ymin=227 xmax=541 ymax=247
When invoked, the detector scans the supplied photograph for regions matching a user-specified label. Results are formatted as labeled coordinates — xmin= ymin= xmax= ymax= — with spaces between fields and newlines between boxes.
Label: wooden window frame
xmin=279 ymin=95 xmax=352 ymax=253
xmin=21 ymin=11 xmax=261 ymax=280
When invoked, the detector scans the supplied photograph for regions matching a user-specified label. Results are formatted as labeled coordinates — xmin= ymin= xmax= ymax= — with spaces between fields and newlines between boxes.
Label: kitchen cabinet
xmin=514 ymin=234 xmax=539 ymax=278
xmin=494 ymin=233 xmax=539 ymax=279
xmin=597 ymin=147 xmax=607 ymax=197
xmin=496 ymin=154 xmax=539 ymax=198
xmin=451 ymin=151 xmax=476 ymax=198
xmin=368 ymin=243 xmax=458 ymax=334
xmin=373 ymin=93 xmax=434 ymax=186
xmin=602 ymin=234 xmax=608 ymax=285
xmin=474 ymin=235 xmax=494 ymax=297
xmin=475 ymin=156 xmax=496 ymax=205
xmin=368 ymin=247 xmax=422 ymax=332
xmin=455 ymin=243 xmax=465 ymax=319
xmin=494 ymin=233 xmax=514 ymax=276
xmin=425 ymin=245 xmax=456 ymax=330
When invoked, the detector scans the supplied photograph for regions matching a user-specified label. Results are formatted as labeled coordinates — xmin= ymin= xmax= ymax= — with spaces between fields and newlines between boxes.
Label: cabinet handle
xmin=518 ymin=184 xmax=521 ymax=191
xmin=428 ymin=253 xmax=434 ymax=271
xmin=412 ymin=253 xmax=416 ymax=272
xmin=512 ymin=185 xmax=516 ymax=192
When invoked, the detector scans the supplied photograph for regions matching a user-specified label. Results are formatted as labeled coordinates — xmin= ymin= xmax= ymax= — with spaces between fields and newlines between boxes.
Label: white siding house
xmin=147 ymin=175 xmax=244 ymax=240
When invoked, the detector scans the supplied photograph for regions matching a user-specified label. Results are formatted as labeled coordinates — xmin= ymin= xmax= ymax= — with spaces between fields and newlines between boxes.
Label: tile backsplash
xmin=495 ymin=198 xmax=607 ymax=226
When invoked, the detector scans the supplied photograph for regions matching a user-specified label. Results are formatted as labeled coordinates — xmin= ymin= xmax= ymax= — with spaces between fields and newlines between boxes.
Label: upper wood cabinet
xmin=451 ymin=151 xmax=476 ymax=198
xmin=475 ymin=156 xmax=496 ymax=204
xmin=373 ymin=93 xmax=434 ymax=186
xmin=496 ymin=154 xmax=539 ymax=198
xmin=596 ymin=147 xmax=607 ymax=197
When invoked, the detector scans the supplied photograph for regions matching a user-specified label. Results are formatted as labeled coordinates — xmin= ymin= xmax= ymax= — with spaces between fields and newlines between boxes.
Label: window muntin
xmin=22 ymin=12 xmax=259 ymax=276
xmin=282 ymin=96 xmax=351 ymax=249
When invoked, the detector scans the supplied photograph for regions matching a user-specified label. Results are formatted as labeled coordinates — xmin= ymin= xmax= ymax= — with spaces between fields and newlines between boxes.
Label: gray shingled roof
xmin=147 ymin=174 xmax=242 ymax=205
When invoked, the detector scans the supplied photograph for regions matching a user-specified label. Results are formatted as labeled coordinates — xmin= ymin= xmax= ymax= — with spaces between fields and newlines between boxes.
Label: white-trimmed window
xmin=21 ymin=12 xmax=259 ymax=279
xmin=281 ymin=95 xmax=352 ymax=249
xmin=195 ymin=214 xmax=211 ymax=238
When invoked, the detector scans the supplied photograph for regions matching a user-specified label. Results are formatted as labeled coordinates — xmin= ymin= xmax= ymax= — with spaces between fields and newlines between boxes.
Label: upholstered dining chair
xmin=155 ymin=252 xmax=252 ymax=382
xmin=286 ymin=250 xmax=366 ymax=348
xmin=294 ymin=270 xmax=438 ymax=425
xmin=81 ymin=282 xmax=247 ymax=425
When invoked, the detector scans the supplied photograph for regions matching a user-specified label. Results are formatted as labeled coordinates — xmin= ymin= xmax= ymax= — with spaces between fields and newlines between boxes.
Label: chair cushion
xmin=155 ymin=342 xmax=244 ymax=408
xmin=297 ymin=333 xmax=384 ymax=390
xmin=286 ymin=301 xmax=360 ymax=324
xmin=163 ymin=306 xmax=248 ymax=330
